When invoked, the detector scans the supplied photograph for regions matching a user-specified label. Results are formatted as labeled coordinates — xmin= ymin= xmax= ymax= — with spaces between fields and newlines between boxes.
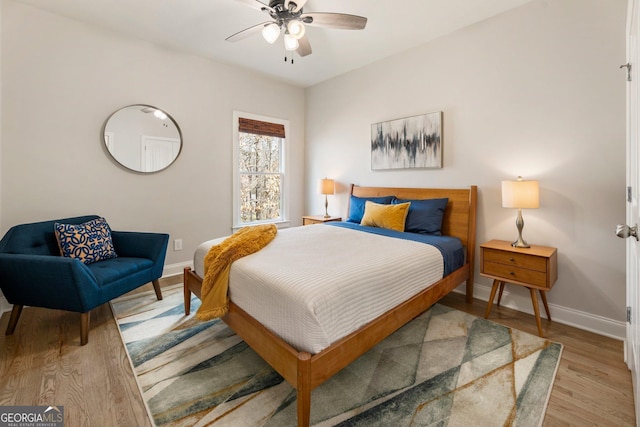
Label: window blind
xmin=239 ymin=117 xmax=285 ymax=138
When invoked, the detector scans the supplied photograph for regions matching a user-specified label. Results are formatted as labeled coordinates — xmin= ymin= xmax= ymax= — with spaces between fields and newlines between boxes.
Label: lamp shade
xmin=502 ymin=177 xmax=539 ymax=209
xmin=318 ymin=178 xmax=335 ymax=195
xmin=262 ymin=23 xmax=280 ymax=44
xmin=284 ymin=32 xmax=299 ymax=51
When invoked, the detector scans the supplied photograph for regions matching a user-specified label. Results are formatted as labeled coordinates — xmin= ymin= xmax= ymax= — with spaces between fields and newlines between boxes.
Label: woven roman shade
xmin=239 ymin=117 xmax=285 ymax=138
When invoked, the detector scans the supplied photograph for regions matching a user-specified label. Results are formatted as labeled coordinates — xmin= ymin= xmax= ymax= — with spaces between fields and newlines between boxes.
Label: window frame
xmin=232 ymin=111 xmax=290 ymax=229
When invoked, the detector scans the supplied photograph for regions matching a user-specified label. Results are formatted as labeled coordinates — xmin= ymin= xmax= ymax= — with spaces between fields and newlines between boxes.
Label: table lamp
xmin=502 ymin=176 xmax=539 ymax=248
xmin=318 ymin=178 xmax=335 ymax=218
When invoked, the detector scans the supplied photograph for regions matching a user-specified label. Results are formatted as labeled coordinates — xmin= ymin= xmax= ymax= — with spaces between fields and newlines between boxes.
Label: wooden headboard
xmin=350 ymin=184 xmax=478 ymax=301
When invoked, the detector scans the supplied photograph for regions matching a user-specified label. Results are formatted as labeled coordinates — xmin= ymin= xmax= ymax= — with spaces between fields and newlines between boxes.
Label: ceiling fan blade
xmin=285 ymin=0 xmax=307 ymax=12
xmin=236 ymin=0 xmax=274 ymax=14
xmin=226 ymin=21 xmax=273 ymax=42
xmin=296 ymin=34 xmax=312 ymax=57
xmin=302 ymin=13 xmax=367 ymax=30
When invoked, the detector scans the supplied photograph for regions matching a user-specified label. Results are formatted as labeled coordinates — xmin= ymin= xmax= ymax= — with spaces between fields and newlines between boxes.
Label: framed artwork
xmin=371 ymin=112 xmax=442 ymax=170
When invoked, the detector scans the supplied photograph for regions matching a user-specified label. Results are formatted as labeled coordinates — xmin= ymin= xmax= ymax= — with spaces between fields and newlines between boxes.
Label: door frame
xmin=625 ymin=1 xmax=640 ymax=425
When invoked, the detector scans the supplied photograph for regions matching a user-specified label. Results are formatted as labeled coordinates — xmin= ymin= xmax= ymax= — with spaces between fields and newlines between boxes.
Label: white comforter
xmin=194 ymin=224 xmax=444 ymax=354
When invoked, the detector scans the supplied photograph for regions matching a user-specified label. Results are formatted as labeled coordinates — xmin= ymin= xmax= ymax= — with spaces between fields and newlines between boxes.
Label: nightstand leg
xmin=497 ymin=282 xmax=506 ymax=306
xmin=540 ymin=290 xmax=551 ymax=320
xmin=529 ymin=287 xmax=544 ymax=337
xmin=484 ymin=280 xmax=501 ymax=319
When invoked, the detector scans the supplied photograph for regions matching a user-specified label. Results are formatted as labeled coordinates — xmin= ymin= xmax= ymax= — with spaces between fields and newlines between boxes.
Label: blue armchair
xmin=0 ymin=215 xmax=169 ymax=345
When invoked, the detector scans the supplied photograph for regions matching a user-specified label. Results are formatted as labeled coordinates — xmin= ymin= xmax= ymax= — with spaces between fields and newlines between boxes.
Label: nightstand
xmin=302 ymin=215 xmax=342 ymax=225
xmin=480 ymin=239 xmax=558 ymax=337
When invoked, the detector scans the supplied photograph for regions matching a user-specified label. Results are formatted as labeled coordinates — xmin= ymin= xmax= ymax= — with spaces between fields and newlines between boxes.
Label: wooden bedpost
xmin=466 ymin=185 xmax=478 ymax=303
xmin=297 ymin=352 xmax=312 ymax=427
xmin=184 ymin=267 xmax=192 ymax=315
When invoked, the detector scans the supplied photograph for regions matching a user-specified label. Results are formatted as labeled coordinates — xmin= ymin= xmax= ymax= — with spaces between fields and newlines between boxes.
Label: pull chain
xmin=284 ymin=47 xmax=294 ymax=64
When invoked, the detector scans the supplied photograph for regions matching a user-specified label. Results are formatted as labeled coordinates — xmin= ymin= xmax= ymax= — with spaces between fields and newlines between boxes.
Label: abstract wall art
xmin=371 ymin=112 xmax=442 ymax=170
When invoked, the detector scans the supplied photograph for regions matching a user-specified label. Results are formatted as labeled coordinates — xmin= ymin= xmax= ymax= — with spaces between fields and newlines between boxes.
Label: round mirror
xmin=103 ymin=104 xmax=182 ymax=173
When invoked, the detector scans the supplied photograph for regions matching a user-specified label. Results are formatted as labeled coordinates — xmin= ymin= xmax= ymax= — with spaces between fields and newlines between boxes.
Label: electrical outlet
xmin=174 ymin=239 xmax=183 ymax=251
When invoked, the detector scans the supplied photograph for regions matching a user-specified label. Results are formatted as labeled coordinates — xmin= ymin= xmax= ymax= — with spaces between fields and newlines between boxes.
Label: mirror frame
xmin=103 ymin=104 xmax=183 ymax=173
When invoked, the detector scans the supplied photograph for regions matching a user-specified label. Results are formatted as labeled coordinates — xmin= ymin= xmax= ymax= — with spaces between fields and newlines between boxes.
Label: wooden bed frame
xmin=183 ymin=184 xmax=477 ymax=426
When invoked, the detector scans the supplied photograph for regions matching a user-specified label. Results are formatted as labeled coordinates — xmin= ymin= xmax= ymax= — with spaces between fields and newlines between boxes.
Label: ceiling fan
xmin=227 ymin=0 xmax=367 ymax=60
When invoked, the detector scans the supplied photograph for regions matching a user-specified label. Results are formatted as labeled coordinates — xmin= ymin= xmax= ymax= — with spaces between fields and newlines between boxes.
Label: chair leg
xmin=152 ymin=279 xmax=163 ymax=301
xmin=80 ymin=312 xmax=90 ymax=346
xmin=5 ymin=305 xmax=24 ymax=335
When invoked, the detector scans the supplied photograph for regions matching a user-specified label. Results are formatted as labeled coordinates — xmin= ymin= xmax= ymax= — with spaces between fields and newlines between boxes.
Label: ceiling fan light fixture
xmin=287 ymin=20 xmax=305 ymax=39
xmin=262 ymin=23 xmax=281 ymax=44
xmin=230 ymin=0 xmax=367 ymax=60
xmin=284 ymin=32 xmax=299 ymax=51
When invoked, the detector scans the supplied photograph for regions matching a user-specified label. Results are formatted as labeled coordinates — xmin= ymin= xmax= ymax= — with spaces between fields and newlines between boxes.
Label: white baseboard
xmin=162 ymin=260 xmax=193 ymax=278
xmin=455 ymin=282 xmax=626 ymax=341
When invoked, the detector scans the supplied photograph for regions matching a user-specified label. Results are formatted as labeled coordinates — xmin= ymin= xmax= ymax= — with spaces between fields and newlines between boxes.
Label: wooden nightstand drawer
xmin=483 ymin=248 xmax=548 ymax=272
xmin=483 ymin=261 xmax=549 ymax=288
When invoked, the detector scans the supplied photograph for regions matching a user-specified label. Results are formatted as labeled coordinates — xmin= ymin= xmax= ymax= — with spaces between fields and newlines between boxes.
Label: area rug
xmin=111 ymin=285 xmax=562 ymax=426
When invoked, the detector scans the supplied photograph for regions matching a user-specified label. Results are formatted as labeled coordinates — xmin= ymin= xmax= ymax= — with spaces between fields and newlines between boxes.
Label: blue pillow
xmin=392 ymin=198 xmax=448 ymax=235
xmin=347 ymin=195 xmax=395 ymax=223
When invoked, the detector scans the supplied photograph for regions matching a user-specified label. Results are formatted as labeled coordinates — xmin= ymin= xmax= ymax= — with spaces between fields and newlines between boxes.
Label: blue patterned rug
xmin=111 ymin=285 xmax=562 ymax=426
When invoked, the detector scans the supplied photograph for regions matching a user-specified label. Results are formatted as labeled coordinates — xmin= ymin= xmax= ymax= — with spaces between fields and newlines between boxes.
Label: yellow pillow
xmin=360 ymin=201 xmax=411 ymax=232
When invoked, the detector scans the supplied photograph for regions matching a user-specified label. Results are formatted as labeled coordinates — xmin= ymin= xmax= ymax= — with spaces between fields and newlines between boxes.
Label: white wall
xmin=305 ymin=0 xmax=627 ymax=337
xmin=1 ymin=0 xmax=305 ymax=278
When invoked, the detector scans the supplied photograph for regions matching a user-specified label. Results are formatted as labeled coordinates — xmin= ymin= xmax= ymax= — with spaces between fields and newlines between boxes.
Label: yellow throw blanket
xmin=196 ymin=224 xmax=277 ymax=321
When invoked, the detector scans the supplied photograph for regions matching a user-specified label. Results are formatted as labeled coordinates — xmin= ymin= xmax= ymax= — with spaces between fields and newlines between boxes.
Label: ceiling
xmin=14 ymin=0 xmax=535 ymax=88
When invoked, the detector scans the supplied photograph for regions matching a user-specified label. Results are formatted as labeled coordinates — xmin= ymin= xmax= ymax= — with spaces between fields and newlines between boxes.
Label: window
xmin=233 ymin=112 xmax=289 ymax=228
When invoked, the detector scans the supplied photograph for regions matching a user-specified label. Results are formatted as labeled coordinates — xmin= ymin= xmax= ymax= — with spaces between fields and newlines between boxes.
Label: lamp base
xmin=323 ymin=194 xmax=330 ymax=218
xmin=512 ymin=208 xmax=531 ymax=248
xmin=511 ymin=237 xmax=530 ymax=248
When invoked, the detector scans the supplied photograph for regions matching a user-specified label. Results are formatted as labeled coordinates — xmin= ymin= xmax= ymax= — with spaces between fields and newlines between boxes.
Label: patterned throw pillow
xmin=54 ymin=217 xmax=117 ymax=264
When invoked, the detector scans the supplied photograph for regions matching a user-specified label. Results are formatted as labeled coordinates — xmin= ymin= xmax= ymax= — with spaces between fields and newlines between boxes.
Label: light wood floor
xmin=0 ymin=278 xmax=635 ymax=426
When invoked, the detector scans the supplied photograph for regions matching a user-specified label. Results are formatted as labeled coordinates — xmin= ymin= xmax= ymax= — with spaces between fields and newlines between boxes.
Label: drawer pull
xmin=510 ymin=271 xmax=515 ymax=276
xmin=510 ymin=258 xmax=515 ymax=262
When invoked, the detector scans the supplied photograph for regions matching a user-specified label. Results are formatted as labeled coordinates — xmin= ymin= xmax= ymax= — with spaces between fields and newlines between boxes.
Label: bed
xmin=183 ymin=184 xmax=477 ymax=426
